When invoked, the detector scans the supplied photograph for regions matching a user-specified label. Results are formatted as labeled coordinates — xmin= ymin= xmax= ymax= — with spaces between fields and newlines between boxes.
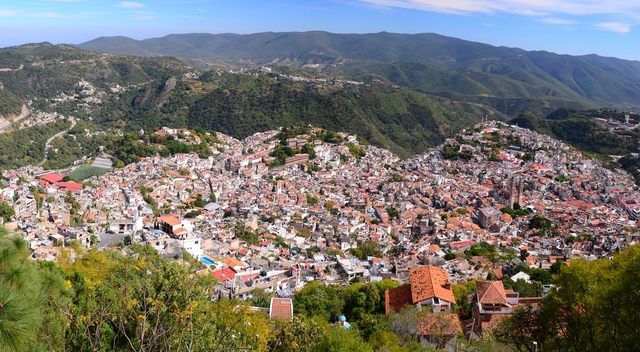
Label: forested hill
xmin=0 ymin=43 xmax=192 ymax=117
xmin=0 ymin=43 xmax=498 ymax=159
xmin=78 ymin=31 xmax=640 ymax=110
xmin=94 ymin=68 xmax=495 ymax=158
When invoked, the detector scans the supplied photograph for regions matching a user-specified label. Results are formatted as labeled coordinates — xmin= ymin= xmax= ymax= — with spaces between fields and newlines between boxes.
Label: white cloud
xmin=540 ymin=17 xmax=574 ymax=25
xmin=596 ymin=22 xmax=631 ymax=33
xmin=356 ymin=0 xmax=498 ymax=14
xmin=130 ymin=10 xmax=158 ymax=20
xmin=0 ymin=9 xmax=18 ymax=16
xmin=356 ymin=0 xmax=640 ymax=18
xmin=117 ymin=2 xmax=145 ymax=9
xmin=30 ymin=12 xmax=66 ymax=18
xmin=134 ymin=15 xmax=156 ymax=20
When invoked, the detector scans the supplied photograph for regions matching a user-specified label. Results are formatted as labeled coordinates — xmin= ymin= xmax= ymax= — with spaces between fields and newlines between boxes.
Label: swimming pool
xmin=200 ymin=256 xmax=216 ymax=266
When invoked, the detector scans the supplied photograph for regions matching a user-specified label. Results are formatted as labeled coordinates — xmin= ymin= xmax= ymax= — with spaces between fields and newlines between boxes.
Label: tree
xmin=529 ymin=268 xmax=552 ymax=284
xmin=342 ymin=283 xmax=380 ymax=320
xmin=0 ymin=200 xmax=15 ymax=222
xmin=314 ymin=326 xmax=373 ymax=352
xmin=185 ymin=210 xmax=202 ymax=218
xmin=494 ymin=304 xmax=555 ymax=352
xmin=444 ymin=252 xmax=457 ymax=260
xmin=306 ymin=194 xmax=319 ymax=206
xmin=504 ymin=278 xmax=541 ymax=297
xmin=267 ymin=316 xmax=324 ymax=352
xmin=386 ymin=206 xmax=400 ymax=219
xmin=0 ymin=228 xmax=45 ymax=351
xmin=294 ymin=281 xmax=344 ymax=322
xmin=519 ymin=249 xmax=529 ymax=261
xmin=539 ymin=245 xmax=640 ymax=351
xmin=528 ymin=215 xmax=552 ymax=231
xmin=250 ymin=289 xmax=274 ymax=308
xmin=549 ymin=260 xmax=567 ymax=275
xmin=65 ymin=245 xmax=272 ymax=352
xmin=497 ymin=245 xmax=640 ymax=351
xmin=193 ymin=194 xmax=206 ymax=208
xmin=358 ymin=240 xmax=382 ymax=259
xmin=324 ymin=201 xmax=335 ymax=211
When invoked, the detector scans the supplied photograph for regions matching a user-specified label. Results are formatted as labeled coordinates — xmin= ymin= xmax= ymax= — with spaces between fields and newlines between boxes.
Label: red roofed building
xmin=58 ymin=181 xmax=83 ymax=193
xmin=476 ymin=281 xmax=515 ymax=314
xmin=41 ymin=173 xmax=63 ymax=185
xmin=385 ymin=266 xmax=455 ymax=314
xmin=470 ymin=280 xmax=542 ymax=335
xmin=211 ymin=267 xmax=236 ymax=283
xmin=269 ymin=298 xmax=293 ymax=320
xmin=158 ymin=216 xmax=182 ymax=237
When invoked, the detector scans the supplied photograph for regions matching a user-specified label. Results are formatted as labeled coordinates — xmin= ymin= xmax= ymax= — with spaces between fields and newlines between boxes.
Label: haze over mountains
xmin=78 ymin=31 xmax=640 ymax=111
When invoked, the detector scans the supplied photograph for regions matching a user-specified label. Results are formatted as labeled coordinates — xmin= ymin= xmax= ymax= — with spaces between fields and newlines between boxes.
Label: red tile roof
xmin=41 ymin=173 xmax=63 ymax=184
xmin=269 ymin=298 xmax=293 ymax=320
xmin=221 ymin=256 xmax=246 ymax=269
xmin=385 ymin=266 xmax=456 ymax=314
xmin=211 ymin=267 xmax=236 ymax=282
xmin=385 ymin=283 xmax=413 ymax=314
xmin=409 ymin=266 xmax=456 ymax=304
xmin=58 ymin=181 xmax=82 ymax=191
xmin=476 ymin=281 xmax=509 ymax=306
xmin=159 ymin=215 xmax=181 ymax=227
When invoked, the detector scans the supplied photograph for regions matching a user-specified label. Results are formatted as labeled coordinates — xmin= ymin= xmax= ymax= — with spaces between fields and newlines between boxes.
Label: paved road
xmin=0 ymin=105 xmax=30 ymax=133
xmin=38 ymin=118 xmax=77 ymax=166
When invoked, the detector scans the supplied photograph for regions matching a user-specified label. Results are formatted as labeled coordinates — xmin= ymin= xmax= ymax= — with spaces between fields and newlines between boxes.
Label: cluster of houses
xmin=2 ymin=121 xmax=640 ymax=343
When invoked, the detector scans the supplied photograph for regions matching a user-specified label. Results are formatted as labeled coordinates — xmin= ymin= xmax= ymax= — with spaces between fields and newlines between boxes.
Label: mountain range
xmin=1 ymin=31 xmax=640 ymax=166
xmin=78 ymin=31 xmax=640 ymax=111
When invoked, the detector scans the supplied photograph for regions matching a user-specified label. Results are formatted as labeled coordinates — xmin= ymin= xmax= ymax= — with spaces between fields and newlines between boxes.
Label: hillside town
xmin=2 ymin=121 xmax=640 ymax=338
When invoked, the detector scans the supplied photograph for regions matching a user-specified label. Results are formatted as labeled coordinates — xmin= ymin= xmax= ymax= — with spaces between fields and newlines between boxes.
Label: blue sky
xmin=1 ymin=0 xmax=639 ymax=60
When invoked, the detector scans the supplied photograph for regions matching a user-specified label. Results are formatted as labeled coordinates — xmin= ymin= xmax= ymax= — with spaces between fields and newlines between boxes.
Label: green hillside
xmin=0 ymin=43 xmax=497 ymax=167
xmin=78 ymin=31 xmax=640 ymax=110
xmin=95 ymin=69 xmax=492 ymax=158
xmin=0 ymin=43 xmax=192 ymax=116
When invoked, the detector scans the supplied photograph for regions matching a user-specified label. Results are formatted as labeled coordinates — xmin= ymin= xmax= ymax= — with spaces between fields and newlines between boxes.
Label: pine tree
xmin=0 ymin=227 xmax=43 ymax=352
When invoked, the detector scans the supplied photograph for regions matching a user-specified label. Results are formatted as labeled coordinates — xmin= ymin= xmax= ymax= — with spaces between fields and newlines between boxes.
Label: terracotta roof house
xmin=476 ymin=281 xmax=515 ymax=313
xmin=471 ymin=281 xmax=528 ymax=335
xmin=58 ymin=181 xmax=83 ymax=193
xmin=385 ymin=266 xmax=456 ymax=314
xmin=211 ymin=267 xmax=236 ymax=283
xmin=158 ymin=216 xmax=182 ymax=237
xmin=269 ymin=298 xmax=293 ymax=320
xmin=41 ymin=173 xmax=63 ymax=185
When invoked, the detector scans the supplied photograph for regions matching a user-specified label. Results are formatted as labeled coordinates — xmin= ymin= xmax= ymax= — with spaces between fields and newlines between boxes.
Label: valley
xmin=2 ymin=33 xmax=640 ymax=352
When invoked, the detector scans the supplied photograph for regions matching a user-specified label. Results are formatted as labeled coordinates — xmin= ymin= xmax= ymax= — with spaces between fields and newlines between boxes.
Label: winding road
xmin=38 ymin=118 xmax=77 ymax=166
xmin=0 ymin=105 xmax=30 ymax=133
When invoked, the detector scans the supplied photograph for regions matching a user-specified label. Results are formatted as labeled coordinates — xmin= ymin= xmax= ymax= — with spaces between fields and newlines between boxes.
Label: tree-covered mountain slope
xmin=78 ymin=31 xmax=640 ymax=110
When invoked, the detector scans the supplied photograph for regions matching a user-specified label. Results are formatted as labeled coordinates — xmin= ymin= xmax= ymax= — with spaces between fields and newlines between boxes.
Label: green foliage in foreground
xmin=495 ymin=244 xmax=640 ymax=352
xmin=5 ymin=221 xmax=639 ymax=352
xmin=0 ymin=225 xmax=495 ymax=352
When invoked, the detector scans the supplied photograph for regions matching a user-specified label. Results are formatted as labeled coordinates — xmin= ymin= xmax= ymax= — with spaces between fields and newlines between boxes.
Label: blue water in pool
xmin=200 ymin=256 xmax=216 ymax=265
